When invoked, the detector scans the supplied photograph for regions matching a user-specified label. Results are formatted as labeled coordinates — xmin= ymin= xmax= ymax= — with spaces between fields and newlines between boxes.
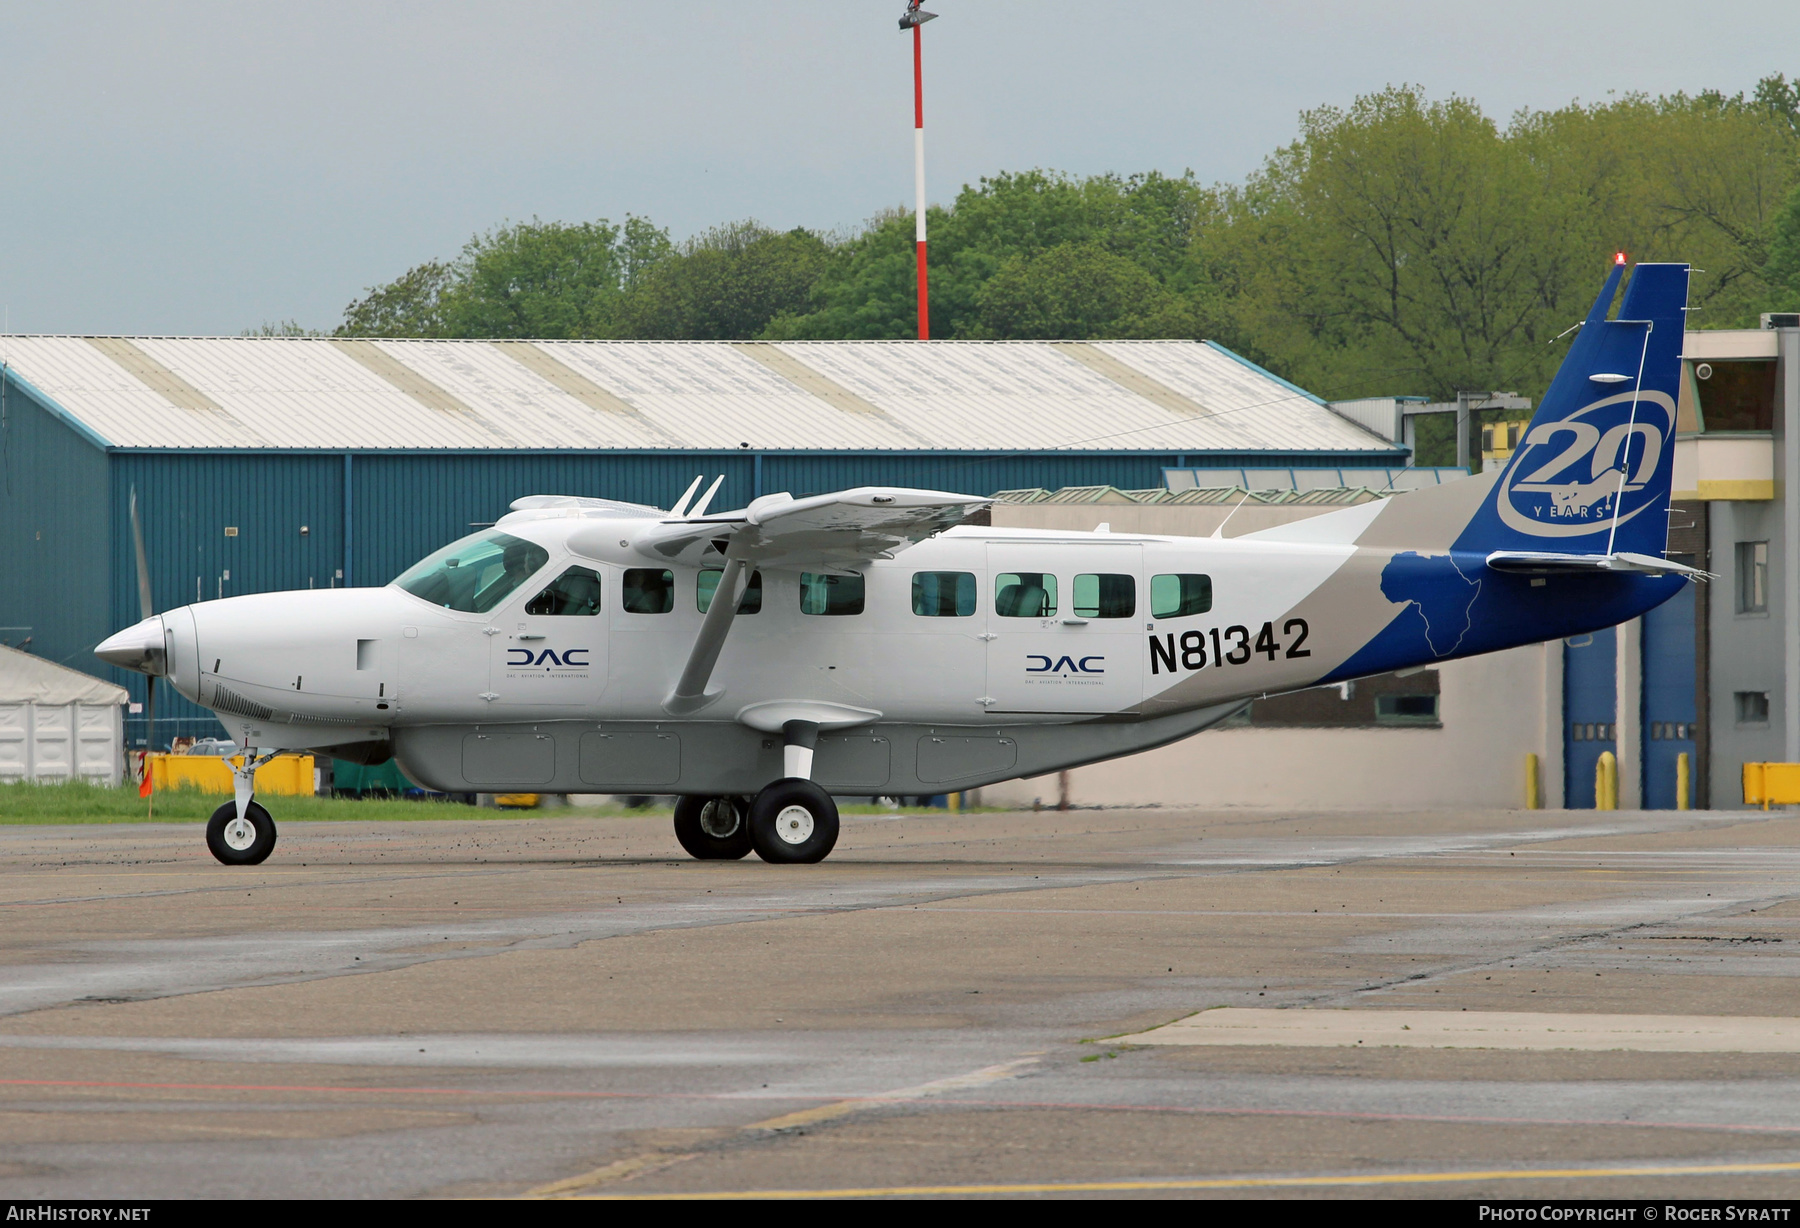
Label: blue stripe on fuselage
xmin=1322 ymin=551 xmax=1685 ymax=683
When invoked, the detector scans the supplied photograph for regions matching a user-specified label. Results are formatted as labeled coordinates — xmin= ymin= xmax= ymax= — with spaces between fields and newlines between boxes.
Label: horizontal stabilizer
xmin=1484 ymin=550 xmax=1712 ymax=579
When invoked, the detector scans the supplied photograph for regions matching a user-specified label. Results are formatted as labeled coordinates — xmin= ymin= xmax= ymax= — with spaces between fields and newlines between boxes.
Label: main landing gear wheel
xmin=673 ymin=795 xmax=753 ymax=860
xmin=748 ymin=779 xmax=839 ymax=864
xmin=205 ymin=800 xmax=277 ymax=866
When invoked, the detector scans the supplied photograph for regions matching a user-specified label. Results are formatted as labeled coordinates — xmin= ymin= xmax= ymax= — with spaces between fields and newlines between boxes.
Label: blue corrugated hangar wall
xmin=0 ymin=368 xmax=1399 ymax=747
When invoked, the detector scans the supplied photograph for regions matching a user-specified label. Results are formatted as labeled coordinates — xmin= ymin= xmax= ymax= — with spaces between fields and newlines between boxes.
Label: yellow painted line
xmin=572 ymin=1159 xmax=1800 ymax=1200
xmin=524 ymin=1057 xmax=1040 ymax=1198
xmin=528 ymin=1152 xmax=699 ymax=1196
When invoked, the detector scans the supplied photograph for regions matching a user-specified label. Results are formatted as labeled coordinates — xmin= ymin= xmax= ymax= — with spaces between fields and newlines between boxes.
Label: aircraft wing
xmin=626 ymin=487 xmax=990 ymax=572
xmin=1484 ymin=550 xmax=1713 ymax=579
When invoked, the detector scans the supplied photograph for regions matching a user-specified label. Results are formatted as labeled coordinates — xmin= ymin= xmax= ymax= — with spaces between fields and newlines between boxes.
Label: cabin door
xmin=985 ymin=543 xmax=1144 ymax=715
xmin=489 ymin=563 xmax=611 ymax=708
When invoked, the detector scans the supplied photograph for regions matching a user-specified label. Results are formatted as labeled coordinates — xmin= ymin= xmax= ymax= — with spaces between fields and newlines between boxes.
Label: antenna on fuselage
xmin=668 ymin=475 xmax=705 ymax=518
xmin=1210 ymin=488 xmax=1252 ymax=539
xmin=689 ymin=475 xmax=726 ymax=518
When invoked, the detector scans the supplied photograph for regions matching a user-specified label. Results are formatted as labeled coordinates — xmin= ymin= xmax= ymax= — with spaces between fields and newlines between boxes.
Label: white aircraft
xmin=98 ymin=260 xmax=1701 ymax=866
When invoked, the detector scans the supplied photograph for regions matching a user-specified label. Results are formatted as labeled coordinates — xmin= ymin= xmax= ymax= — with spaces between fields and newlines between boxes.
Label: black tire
xmin=672 ymin=795 xmax=753 ymax=860
xmin=748 ymin=779 xmax=839 ymax=864
xmin=205 ymin=800 xmax=277 ymax=866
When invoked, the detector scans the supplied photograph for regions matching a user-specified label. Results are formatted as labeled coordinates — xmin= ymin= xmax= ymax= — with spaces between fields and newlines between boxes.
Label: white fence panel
xmin=76 ymin=704 xmax=121 ymax=785
xmin=0 ymin=703 xmax=28 ymax=781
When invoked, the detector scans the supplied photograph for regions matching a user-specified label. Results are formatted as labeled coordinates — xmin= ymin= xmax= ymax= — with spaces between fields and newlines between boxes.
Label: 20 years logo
xmin=1498 ymin=390 xmax=1675 ymax=540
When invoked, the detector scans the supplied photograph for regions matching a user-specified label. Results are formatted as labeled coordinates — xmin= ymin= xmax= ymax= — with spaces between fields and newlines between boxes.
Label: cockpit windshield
xmin=392 ymin=530 xmax=550 ymax=614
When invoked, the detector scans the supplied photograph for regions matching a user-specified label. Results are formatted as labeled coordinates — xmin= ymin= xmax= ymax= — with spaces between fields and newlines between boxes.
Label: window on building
xmin=525 ymin=566 xmax=604 ymax=616
xmin=1693 ymin=360 xmax=1777 ymax=432
xmin=1224 ymin=670 xmax=1441 ymax=729
xmin=621 ymin=568 xmax=674 ymax=614
xmin=912 ymin=571 xmax=976 ymax=617
xmin=1376 ymin=694 xmax=1440 ymax=725
xmin=697 ymin=569 xmax=763 ymax=615
xmin=1737 ymin=542 xmax=1769 ymax=614
xmin=1151 ymin=574 xmax=1213 ymax=619
xmin=393 ymin=530 xmax=549 ymax=614
xmin=799 ymin=572 xmax=864 ymax=615
xmin=995 ymin=572 xmax=1057 ymax=618
xmin=1073 ymin=573 xmax=1135 ymax=619
xmin=1736 ymin=691 xmax=1771 ymax=725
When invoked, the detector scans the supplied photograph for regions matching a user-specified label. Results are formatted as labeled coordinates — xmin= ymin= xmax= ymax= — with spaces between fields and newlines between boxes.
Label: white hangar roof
xmin=0 ymin=335 xmax=1396 ymax=455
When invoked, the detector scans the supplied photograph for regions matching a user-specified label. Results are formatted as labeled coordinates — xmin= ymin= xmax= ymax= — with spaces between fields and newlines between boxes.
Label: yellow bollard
xmin=1524 ymin=753 xmax=1541 ymax=810
xmin=948 ymin=791 xmax=961 ymax=814
xmin=1676 ymin=752 xmax=1690 ymax=811
xmin=1595 ymin=751 xmax=1618 ymax=811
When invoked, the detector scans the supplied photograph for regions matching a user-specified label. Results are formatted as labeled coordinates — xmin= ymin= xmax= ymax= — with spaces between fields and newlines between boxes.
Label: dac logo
xmin=1027 ymin=655 xmax=1104 ymax=675
xmin=1498 ymin=390 xmax=1675 ymax=540
xmin=505 ymin=648 xmax=590 ymax=667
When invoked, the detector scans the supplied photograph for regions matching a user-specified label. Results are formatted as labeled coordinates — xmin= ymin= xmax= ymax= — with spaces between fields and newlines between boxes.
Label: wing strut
xmin=664 ymin=553 xmax=752 ymax=715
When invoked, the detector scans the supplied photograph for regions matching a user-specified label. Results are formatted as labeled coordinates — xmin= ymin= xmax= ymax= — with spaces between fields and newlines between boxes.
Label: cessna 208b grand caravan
xmin=98 ymin=258 xmax=1699 ymax=866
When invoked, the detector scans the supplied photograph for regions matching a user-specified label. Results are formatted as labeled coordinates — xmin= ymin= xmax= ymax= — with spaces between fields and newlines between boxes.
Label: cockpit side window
xmin=393 ymin=531 xmax=550 ymax=614
xmin=526 ymin=566 xmax=604 ymax=616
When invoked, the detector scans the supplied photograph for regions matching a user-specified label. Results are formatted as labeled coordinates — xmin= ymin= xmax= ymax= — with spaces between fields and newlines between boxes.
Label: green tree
xmin=338 ymin=216 xmax=674 ymax=339
xmin=620 ymin=221 xmax=831 ymax=340
xmin=783 ymin=170 xmax=1221 ymax=340
xmin=241 ymin=319 xmax=322 ymax=337
xmin=338 ymin=260 xmax=453 ymax=337
xmin=971 ymin=241 xmax=1203 ymax=339
xmin=1764 ymin=180 xmax=1800 ymax=311
xmin=1220 ymin=86 xmax=1591 ymax=401
xmin=439 ymin=218 xmax=631 ymax=339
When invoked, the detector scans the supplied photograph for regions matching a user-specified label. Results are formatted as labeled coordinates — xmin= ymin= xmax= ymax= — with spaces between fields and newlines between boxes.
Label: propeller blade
xmin=129 ymin=486 xmax=153 ymax=620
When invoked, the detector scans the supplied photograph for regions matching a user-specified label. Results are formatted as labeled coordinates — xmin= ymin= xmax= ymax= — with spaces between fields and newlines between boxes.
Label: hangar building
xmin=0 ymin=335 xmax=1399 ymax=745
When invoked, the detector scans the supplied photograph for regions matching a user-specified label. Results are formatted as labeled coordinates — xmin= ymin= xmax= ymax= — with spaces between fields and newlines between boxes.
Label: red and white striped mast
xmin=899 ymin=2 xmax=937 ymax=340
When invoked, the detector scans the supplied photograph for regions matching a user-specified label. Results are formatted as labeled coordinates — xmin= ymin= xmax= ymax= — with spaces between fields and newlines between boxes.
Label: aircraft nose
xmin=95 ymin=616 xmax=167 ymax=675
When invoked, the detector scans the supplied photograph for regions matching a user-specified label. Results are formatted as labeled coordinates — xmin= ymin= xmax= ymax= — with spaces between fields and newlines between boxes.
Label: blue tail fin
xmin=1455 ymin=259 xmax=1689 ymax=558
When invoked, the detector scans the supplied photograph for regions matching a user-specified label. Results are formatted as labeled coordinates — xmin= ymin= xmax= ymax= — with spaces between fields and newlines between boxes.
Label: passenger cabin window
xmin=393 ymin=530 xmax=549 ymax=614
xmin=622 ymin=568 xmax=674 ymax=614
xmin=995 ymin=572 xmax=1056 ymax=617
xmin=697 ymin=568 xmax=764 ymax=614
xmin=525 ymin=566 xmax=604 ymax=616
xmin=912 ymin=571 xmax=976 ymax=617
xmin=800 ymin=573 xmax=864 ymax=615
xmin=1073 ymin=573 xmax=1135 ymax=618
xmin=1151 ymin=573 xmax=1213 ymax=619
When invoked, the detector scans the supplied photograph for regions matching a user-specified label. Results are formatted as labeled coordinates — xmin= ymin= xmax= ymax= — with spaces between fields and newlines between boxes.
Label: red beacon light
xmin=1614 ymin=251 xmax=1628 ymax=265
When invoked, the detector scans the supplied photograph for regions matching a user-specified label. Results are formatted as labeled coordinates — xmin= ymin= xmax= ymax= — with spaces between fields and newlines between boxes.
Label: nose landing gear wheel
xmin=205 ymin=800 xmax=277 ymax=865
xmin=673 ymin=795 xmax=753 ymax=860
xmin=748 ymin=779 xmax=839 ymax=864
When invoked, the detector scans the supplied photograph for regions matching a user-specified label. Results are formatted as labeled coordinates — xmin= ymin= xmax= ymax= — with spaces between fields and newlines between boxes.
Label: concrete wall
xmin=1709 ymin=492 xmax=1786 ymax=803
xmin=981 ymin=643 xmax=1546 ymax=811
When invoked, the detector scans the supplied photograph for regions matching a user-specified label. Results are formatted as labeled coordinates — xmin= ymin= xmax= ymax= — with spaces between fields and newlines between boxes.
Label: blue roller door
xmin=1640 ymin=584 xmax=1698 ymax=809
xmin=1564 ymin=628 xmax=1617 ymax=808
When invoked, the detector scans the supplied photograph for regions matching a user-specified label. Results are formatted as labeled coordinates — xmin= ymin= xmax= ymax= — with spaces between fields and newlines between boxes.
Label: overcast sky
xmin=0 ymin=1 xmax=1790 ymax=335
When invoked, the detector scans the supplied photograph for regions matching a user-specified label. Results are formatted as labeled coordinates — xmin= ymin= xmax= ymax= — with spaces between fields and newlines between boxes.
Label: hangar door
xmin=1640 ymin=581 xmax=1698 ymax=809
xmin=1563 ymin=628 xmax=1616 ymax=808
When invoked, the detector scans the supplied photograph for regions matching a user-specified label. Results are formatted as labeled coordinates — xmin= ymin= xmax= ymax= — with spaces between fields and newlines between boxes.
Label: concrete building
xmin=0 ymin=335 xmax=1399 ymax=746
